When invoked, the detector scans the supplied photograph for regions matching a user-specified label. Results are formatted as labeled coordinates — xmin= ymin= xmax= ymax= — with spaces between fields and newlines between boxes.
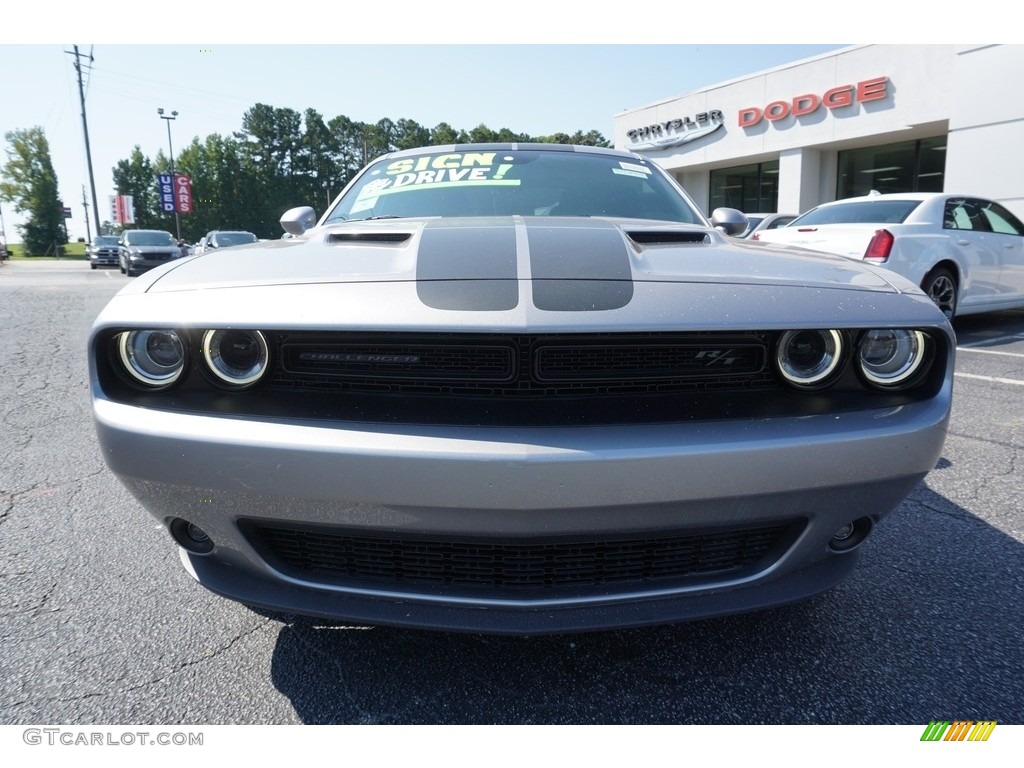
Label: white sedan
xmin=753 ymin=193 xmax=1024 ymax=318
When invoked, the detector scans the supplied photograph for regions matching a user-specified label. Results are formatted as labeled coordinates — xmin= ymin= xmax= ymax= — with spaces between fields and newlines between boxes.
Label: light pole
xmin=158 ymin=108 xmax=181 ymax=241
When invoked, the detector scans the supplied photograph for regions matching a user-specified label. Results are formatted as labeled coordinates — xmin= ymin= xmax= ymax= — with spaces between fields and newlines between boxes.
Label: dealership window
xmin=709 ymin=161 xmax=780 ymax=213
xmin=837 ymin=137 xmax=946 ymax=198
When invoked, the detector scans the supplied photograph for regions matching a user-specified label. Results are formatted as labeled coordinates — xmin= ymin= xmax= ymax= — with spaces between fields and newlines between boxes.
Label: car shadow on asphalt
xmin=952 ymin=308 xmax=1024 ymax=347
xmin=264 ymin=480 xmax=1024 ymax=724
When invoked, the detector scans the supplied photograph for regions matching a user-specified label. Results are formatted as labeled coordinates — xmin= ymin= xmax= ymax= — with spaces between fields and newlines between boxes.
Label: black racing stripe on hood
xmin=416 ymin=219 xmax=519 ymax=311
xmin=527 ymin=219 xmax=634 ymax=311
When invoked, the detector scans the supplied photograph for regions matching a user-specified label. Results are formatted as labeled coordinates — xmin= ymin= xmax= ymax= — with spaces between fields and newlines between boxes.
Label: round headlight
xmin=118 ymin=330 xmax=186 ymax=387
xmin=857 ymin=329 xmax=927 ymax=387
xmin=775 ymin=329 xmax=843 ymax=388
xmin=202 ymin=329 xmax=269 ymax=387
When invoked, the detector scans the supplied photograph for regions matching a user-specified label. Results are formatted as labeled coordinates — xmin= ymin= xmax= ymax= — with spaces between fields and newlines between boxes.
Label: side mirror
xmin=710 ymin=207 xmax=748 ymax=237
xmin=280 ymin=206 xmax=318 ymax=236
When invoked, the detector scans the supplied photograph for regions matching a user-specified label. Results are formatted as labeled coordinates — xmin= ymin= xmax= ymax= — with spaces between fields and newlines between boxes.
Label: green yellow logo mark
xmin=920 ymin=721 xmax=996 ymax=742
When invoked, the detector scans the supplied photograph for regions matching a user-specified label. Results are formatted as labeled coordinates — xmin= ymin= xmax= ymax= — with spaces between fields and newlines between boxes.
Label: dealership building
xmin=613 ymin=45 xmax=1024 ymax=220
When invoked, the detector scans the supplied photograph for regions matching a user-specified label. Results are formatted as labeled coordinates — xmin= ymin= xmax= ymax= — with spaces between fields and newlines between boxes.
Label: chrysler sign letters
xmin=627 ymin=110 xmax=725 ymax=151
xmin=738 ymin=77 xmax=889 ymax=128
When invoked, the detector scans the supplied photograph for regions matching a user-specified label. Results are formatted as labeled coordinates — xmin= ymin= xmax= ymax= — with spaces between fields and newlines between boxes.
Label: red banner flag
xmin=174 ymin=174 xmax=193 ymax=214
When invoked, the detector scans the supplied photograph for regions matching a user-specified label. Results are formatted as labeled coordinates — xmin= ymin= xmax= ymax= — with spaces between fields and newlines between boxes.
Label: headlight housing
xmin=117 ymin=330 xmax=186 ymax=388
xmin=857 ymin=329 xmax=928 ymax=388
xmin=775 ymin=329 xmax=844 ymax=389
xmin=201 ymin=329 xmax=269 ymax=388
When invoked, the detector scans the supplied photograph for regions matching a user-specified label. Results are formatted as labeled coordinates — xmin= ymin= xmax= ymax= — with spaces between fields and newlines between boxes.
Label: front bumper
xmin=90 ymin=251 xmax=118 ymax=266
xmin=94 ymin=385 xmax=950 ymax=633
xmin=129 ymin=258 xmax=176 ymax=270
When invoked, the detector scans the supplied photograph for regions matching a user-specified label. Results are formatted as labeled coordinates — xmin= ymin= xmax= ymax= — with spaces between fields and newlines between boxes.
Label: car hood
xmin=97 ymin=217 xmax=944 ymax=333
xmin=143 ymin=217 xmax=896 ymax=293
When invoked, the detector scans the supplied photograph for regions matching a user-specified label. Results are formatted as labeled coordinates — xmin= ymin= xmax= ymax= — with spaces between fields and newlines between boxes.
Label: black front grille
xmin=270 ymin=332 xmax=776 ymax=399
xmin=246 ymin=521 xmax=801 ymax=595
xmin=282 ymin=341 xmax=516 ymax=381
xmin=534 ymin=341 xmax=765 ymax=381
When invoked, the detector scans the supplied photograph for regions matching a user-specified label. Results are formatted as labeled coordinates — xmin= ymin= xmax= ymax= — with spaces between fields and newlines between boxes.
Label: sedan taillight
xmin=864 ymin=229 xmax=894 ymax=263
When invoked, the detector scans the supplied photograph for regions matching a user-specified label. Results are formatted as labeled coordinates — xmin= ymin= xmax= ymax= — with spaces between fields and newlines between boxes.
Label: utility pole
xmin=81 ymin=185 xmax=91 ymax=243
xmin=66 ymin=45 xmax=102 ymax=239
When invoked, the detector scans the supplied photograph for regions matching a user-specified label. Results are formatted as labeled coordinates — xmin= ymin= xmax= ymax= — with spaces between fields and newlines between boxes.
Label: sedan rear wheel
xmin=922 ymin=267 xmax=957 ymax=319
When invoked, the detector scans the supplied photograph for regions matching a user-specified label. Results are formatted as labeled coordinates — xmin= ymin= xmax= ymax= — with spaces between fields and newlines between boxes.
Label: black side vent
xmin=327 ymin=232 xmax=412 ymax=245
xmin=627 ymin=231 xmax=709 ymax=246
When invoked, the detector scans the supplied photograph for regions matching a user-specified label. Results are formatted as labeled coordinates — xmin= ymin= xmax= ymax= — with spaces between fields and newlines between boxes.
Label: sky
xmin=0 ymin=2 xmax=996 ymax=244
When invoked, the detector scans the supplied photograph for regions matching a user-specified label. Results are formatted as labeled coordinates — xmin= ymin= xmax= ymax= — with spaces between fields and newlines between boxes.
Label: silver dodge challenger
xmin=89 ymin=144 xmax=954 ymax=634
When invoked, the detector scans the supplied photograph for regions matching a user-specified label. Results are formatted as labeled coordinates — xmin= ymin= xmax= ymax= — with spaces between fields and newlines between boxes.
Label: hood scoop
xmin=327 ymin=232 xmax=412 ymax=245
xmin=627 ymin=230 xmax=709 ymax=246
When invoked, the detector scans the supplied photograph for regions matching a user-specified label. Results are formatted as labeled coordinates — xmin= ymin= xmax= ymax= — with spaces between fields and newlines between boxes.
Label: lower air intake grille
xmin=247 ymin=521 xmax=801 ymax=595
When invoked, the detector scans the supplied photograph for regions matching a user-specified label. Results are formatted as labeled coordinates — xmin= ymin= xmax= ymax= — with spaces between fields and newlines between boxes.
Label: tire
xmin=90 ymin=263 xmax=97 ymax=270
xmin=921 ymin=267 xmax=957 ymax=319
xmin=126 ymin=266 xmax=136 ymax=277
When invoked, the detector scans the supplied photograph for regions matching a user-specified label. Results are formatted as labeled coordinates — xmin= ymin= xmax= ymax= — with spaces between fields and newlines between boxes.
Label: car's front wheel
xmin=922 ymin=267 xmax=957 ymax=319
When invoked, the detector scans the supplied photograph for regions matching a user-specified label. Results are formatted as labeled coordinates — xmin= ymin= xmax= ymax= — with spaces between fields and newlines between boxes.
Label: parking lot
xmin=1 ymin=260 xmax=1022 ymax=725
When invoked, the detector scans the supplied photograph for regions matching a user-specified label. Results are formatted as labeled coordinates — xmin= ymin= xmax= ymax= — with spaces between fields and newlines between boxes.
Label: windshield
xmin=791 ymin=200 xmax=921 ymax=226
xmin=93 ymin=236 xmax=119 ymax=246
xmin=214 ymin=232 xmax=258 ymax=247
xmin=324 ymin=149 xmax=704 ymax=225
xmin=125 ymin=231 xmax=176 ymax=246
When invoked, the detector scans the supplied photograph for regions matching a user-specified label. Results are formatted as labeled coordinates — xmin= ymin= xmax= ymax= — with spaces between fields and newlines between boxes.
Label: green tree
xmin=468 ymin=124 xmax=499 ymax=143
xmin=430 ymin=122 xmax=466 ymax=145
xmin=394 ymin=118 xmax=431 ymax=151
xmin=107 ymin=101 xmax=614 ymax=237
xmin=0 ymin=127 xmax=65 ymax=255
xmin=536 ymin=129 xmax=610 ymax=147
xmin=363 ymin=118 xmax=396 ymax=159
xmin=236 ymin=103 xmax=309 ymax=235
xmin=327 ymin=114 xmax=369 ymax=189
xmin=297 ymin=109 xmax=341 ymax=210
xmin=112 ymin=145 xmax=160 ymax=228
xmin=177 ymin=133 xmax=266 ymax=239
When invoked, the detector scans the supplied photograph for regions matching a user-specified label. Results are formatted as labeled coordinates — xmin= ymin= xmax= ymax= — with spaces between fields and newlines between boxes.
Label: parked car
xmin=90 ymin=144 xmax=953 ymax=634
xmin=87 ymin=235 xmax=121 ymax=269
xmin=117 ymin=229 xmax=180 ymax=277
xmin=737 ymin=212 xmax=797 ymax=238
xmin=752 ymin=193 xmax=1024 ymax=318
xmin=195 ymin=230 xmax=259 ymax=254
